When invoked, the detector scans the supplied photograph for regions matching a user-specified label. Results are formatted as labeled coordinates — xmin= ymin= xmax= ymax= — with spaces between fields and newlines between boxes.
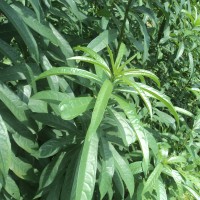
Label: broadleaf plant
xmin=0 ymin=0 xmax=199 ymax=199
xmin=35 ymin=44 xmax=185 ymax=199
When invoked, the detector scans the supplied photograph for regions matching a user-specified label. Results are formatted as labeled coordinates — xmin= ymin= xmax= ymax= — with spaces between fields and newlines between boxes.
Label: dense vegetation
xmin=0 ymin=0 xmax=199 ymax=199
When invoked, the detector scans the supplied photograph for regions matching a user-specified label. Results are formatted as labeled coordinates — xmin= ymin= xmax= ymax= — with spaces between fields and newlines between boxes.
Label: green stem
xmin=117 ymin=0 xmax=133 ymax=52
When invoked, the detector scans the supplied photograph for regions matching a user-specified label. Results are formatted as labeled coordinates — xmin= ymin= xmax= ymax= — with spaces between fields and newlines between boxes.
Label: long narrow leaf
xmin=155 ymin=178 xmax=168 ymax=200
xmin=68 ymin=56 xmax=111 ymax=77
xmin=0 ymin=38 xmax=21 ymax=64
xmin=108 ymin=108 xmax=136 ymax=146
xmin=87 ymin=29 xmax=118 ymax=53
xmin=115 ymin=43 xmax=126 ymax=69
xmin=99 ymin=136 xmax=114 ymax=199
xmin=174 ymin=42 xmax=184 ymax=62
xmin=86 ymin=79 xmax=113 ymax=140
xmin=112 ymin=94 xmax=149 ymax=175
xmin=109 ymin=143 xmax=135 ymax=197
xmin=142 ymin=163 xmax=163 ymax=195
xmin=11 ymin=4 xmax=58 ymax=45
xmin=0 ymin=81 xmax=35 ymax=130
xmin=0 ymin=0 xmax=39 ymax=62
xmin=138 ymin=83 xmax=179 ymax=125
xmin=74 ymin=46 xmax=109 ymax=70
xmin=123 ymin=69 xmax=160 ymax=87
xmin=123 ymin=78 xmax=153 ymax=119
xmin=71 ymin=133 xmax=99 ymax=200
xmin=0 ymin=115 xmax=11 ymax=182
xmin=35 ymin=67 xmax=102 ymax=85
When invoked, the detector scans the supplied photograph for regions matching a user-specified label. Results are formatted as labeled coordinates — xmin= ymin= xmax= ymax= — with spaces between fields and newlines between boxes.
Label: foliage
xmin=0 ymin=0 xmax=199 ymax=199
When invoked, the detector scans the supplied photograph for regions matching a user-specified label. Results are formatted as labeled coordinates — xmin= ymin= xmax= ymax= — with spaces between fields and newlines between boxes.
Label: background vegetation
xmin=0 ymin=0 xmax=199 ymax=199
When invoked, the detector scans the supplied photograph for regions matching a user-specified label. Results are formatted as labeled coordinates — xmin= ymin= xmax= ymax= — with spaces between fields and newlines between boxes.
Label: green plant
xmin=0 ymin=0 xmax=199 ymax=199
xmin=35 ymin=44 xmax=199 ymax=199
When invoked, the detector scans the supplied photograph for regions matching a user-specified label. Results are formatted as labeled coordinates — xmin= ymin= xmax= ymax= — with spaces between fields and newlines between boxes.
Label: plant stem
xmin=117 ymin=0 xmax=133 ymax=52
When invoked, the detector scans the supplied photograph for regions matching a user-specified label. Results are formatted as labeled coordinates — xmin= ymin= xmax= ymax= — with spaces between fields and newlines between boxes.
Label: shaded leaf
xmin=5 ymin=175 xmax=21 ymax=200
xmin=174 ymin=42 xmax=184 ymax=62
xmin=87 ymin=30 xmax=118 ymax=53
xmin=39 ymin=138 xmax=67 ymax=158
xmin=99 ymin=136 xmax=114 ymax=199
xmin=0 ymin=0 xmax=39 ymax=62
xmin=110 ymin=143 xmax=134 ymax=197
xmin=0 ymin=115 xmax=11 ymax=182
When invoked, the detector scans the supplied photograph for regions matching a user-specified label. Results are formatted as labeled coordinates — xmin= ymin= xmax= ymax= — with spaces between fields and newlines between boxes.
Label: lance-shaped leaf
xmin=138 ymin=83 xmax=179 ymax=125
xmin=112 ymin=94 xmax=149 ymax=175
xmin=41 ymin=55 xmax=59 ymax=91
xmin=0 ymin=81 xmax=34 ymax=128
xmin=142 ymin=163 xmax=163 ymax=195
xmin=10 ymin=153 xmax=38 ymax=183
xmin=99 ymin=136 xmax=114 ymax=199
xmin=155 ymin=178 xmax=168 ymax=200
xmin=11 ymin=4 xmax=58 ymax=45
xmin=162 ymin=166 xmax=184 ymax=195
xmin=35 ymin=67 xmax=102 ymax=85
xmin=39 ymin=138 xmax=67 ymax=158
xmin=31 ymin=90 xmax=71 ymax=103
xmin=59 ymin=97 xmax=95 ymax=120
xmin=71 ymin=80 xmax=113 ymax=199
xmin=117 ymin=54 xmax=137 ymax=73
xmin=174 ymin=107 xmax=194 ymax=117
xmin=71 ymin=133 xmax=99 ymax=200
xmin=86 ymin=79 xmax=113 ymax=140
xmin=167 ymin=156 xmax=186 ymax=164
xmin=5 ymin=175 xmax=21 ymax=200
xmin=113 ymin=170 xmax=124 ymax=198
xmin=0 ymin=115 xmax=11 ymax=183
xmin=123 ymin=78 xmax=153 ymax=119
xmin=0 ymin=38 xmax=22 ymax=64
xmin=123 ymin=69 xmax=160 ymax=87
xmin=108 ymin=108 xmax=136 ymax=146
xmin=109 ymin=143 xmax=135 ymax=197
xmin=74 ymin=46 xmax=109 ymax=70
xmin=107 ymin=46 xmax=115 ymax=74
xmin=115 ymin=43 xmax=126 ymax=69
xmin=68 ymin=56 xmax=111 ymax=78
xmin=183 ymin=185 xmax=200 ymax=200
xmin=87 ymin=29 xmax=118 ymax=53
xmin=38 ymin=152 xmax=67 ymax=190
xmin=174 ymin=42 xmax=184 ymax=62
xmin=0 ymin=0 xmax=39 ymax=62
xmin=132 ymin=13 xmax=150 ymax=62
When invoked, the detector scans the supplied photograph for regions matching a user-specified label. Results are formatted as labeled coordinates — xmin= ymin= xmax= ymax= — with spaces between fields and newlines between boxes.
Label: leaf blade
xmin=0 ymin=115 xmax=11 ymax=182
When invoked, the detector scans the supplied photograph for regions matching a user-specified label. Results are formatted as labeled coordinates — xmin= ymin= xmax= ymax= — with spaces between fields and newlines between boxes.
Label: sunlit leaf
xmin=71 ymin=133 xmax=99 ymax=200
xmin=138 ymin=83 xmax=179 ymax=125
xmin=35 ymin=67 xmax=102 ymax=85
xmin=68 ymin=56 xmax=111 ymax=77
xmin=86 ymin=79 xmax=113 ymax=140
xmin=112 ymin=94 xmax=149 ymax=175
xmin=59 ymin=97 xmax=95 ymax=120
xmin=142 ymin=163 xmax=163 ymax=195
